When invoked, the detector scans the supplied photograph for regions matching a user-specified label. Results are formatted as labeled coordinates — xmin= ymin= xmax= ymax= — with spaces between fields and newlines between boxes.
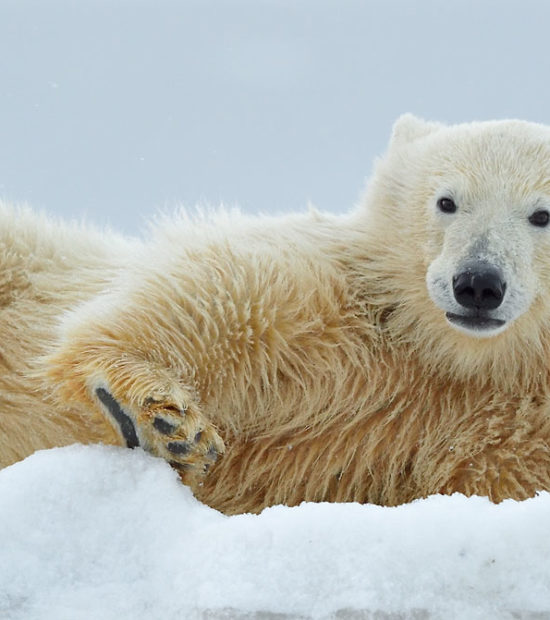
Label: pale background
xmin=0 ymin=0 xmax=548 ymax=234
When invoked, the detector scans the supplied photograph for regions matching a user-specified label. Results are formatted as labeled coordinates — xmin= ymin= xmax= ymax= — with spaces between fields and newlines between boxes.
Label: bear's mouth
xmin=445 ymin=312 xmax=506 ymax=332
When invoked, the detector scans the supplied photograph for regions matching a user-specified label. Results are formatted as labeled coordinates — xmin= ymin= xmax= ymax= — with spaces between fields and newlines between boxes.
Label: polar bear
xmin=3 ymin=115 xmax=550 ymax=515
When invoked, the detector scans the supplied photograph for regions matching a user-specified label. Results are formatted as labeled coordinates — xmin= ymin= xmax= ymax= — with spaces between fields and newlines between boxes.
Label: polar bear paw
xmin=94 ymin=386 xmax=224 ymax=480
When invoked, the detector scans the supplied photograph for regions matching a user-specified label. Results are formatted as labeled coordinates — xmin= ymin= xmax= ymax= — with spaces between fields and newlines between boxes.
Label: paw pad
xmin=96 ymin=387 xmax=140 ymax=449
xmin=167 ymin=441 xmax=191 ymax=456
xmin=152 ymin=416 xmax=177 ymax=435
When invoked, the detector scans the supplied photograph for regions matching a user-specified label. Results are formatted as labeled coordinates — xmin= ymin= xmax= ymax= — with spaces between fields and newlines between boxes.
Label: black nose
xmin=452 ymin=263 xmax=506 ymax=310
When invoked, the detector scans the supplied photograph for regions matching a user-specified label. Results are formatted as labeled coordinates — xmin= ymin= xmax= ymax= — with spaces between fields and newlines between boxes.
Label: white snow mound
xmin=1 ymin=445 xmax=549 ymax=620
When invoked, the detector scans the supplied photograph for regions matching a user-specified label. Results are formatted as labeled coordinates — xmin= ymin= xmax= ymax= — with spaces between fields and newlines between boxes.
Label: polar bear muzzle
xmin=446 ymin=261 xmax=507 ymax=333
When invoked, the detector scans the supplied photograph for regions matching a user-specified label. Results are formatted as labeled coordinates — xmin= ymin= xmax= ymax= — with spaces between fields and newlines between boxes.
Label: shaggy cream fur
xmin=4 ymin=116 xmax=550 ymax=514
xmin=0 ymin=207 xmax=134 ymax=465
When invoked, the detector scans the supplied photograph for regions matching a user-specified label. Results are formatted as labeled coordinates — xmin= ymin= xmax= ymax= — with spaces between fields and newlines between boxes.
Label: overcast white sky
xmin=1 ymin=0 xmax=549 ymax=233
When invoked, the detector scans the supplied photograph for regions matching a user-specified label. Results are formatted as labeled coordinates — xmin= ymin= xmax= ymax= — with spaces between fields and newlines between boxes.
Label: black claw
xmin=206 ymin=445 xmax=219 ymax=462
xmin=95 ymin=388 xmax=140 ymax=449
xmin=167 ymin=441 xmax=191 ymax=456
xmin=169 ymin=461 xmax=193 ymax=472
xmin=153 ymin=417 xmax=177 ymax=435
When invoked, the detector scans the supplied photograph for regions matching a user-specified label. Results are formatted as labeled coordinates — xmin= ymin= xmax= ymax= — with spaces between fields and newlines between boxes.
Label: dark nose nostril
xmin=452 ymin=264 xmax=506 ymax=311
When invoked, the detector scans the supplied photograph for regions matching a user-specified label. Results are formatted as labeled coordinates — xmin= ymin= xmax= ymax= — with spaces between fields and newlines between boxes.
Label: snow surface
xmin=1 ymin=446 xmax=550 ymax=619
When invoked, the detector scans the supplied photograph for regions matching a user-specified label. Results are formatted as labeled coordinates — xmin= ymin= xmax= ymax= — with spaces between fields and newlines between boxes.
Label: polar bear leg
xmin=46 ymin=346 xmax=225 ymax=482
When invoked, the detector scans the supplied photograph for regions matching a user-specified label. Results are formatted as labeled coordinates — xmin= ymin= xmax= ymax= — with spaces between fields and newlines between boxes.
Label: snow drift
xmin=1 ymin=445 xmax=549 ymax=619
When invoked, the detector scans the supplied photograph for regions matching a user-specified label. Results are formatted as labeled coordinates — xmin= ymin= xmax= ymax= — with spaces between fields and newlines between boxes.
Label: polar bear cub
xmin=3 ymin=114 xmax=550 ymax=515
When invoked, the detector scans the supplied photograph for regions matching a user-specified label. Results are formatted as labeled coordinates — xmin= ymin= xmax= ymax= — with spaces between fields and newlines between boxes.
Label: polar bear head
xmin=363 ymin=114 xmax=550 ymax=348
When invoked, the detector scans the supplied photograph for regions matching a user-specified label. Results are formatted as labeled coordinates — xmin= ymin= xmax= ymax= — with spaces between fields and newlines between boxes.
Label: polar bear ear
xmin=390 ymin=114 xmax=443 ymax=147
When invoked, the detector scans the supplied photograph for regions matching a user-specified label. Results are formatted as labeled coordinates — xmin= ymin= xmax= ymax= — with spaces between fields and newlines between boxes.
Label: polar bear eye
xmin=437 ymin=197 xmax=457 ymax=214
xmin=529 ymin=209 xmax=550 ymax=227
